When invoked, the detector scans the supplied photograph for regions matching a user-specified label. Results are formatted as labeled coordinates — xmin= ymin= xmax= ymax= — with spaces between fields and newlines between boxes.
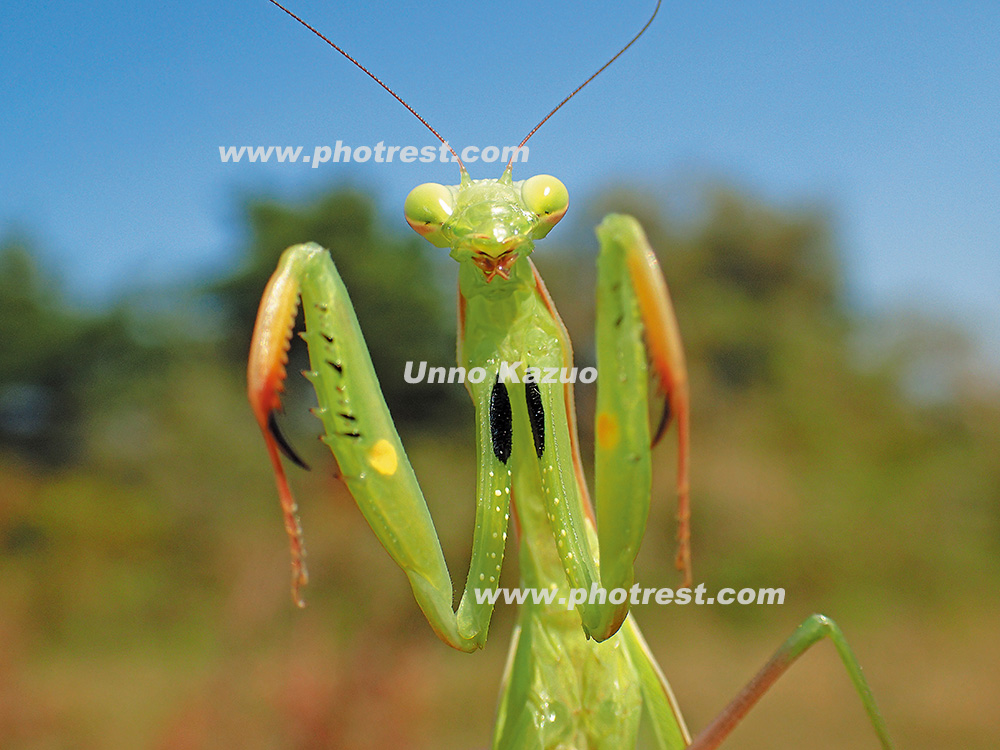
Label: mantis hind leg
xmin=688 ymin=614 xmax=894 ymax=749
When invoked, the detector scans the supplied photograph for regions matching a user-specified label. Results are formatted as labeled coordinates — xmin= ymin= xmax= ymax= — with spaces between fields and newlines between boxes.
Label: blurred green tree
xmin=0 ymin=240 xmax=157 ymax=465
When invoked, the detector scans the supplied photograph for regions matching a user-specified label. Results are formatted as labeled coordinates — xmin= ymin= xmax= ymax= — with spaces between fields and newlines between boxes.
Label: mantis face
xmin=404 ymin=171 xmax=569 ymax=282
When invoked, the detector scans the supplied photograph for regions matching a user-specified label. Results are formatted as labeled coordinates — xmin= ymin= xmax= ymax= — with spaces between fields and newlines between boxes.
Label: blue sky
xmin=2 ymin=0 xmax=997 ymax=366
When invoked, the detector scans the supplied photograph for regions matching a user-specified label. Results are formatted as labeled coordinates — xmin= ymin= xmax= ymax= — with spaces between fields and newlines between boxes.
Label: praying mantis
xmin=247 ymin=1 xmax=895 ymax=747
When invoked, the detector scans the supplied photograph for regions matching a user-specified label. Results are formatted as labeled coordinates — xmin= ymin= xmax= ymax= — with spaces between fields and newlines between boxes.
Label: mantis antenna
xmin=265 ymin=0 xmax=467 ymax=172
xmin=506 ymin=0 xmax=663 ymax=170
xmin=267 ymin=0 xmax=662 ymax=176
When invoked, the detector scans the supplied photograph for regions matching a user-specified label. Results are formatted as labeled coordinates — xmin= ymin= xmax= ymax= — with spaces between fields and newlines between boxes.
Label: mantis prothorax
xmin=247 ymin=1 xmax=895 ymax=747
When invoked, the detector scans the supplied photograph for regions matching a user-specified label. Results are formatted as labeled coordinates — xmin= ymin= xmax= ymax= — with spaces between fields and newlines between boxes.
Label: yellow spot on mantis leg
xmin=368 ymin=438 xmax=398 ymax=476
xmin=596 ymin=411 xmax=620 ymax=449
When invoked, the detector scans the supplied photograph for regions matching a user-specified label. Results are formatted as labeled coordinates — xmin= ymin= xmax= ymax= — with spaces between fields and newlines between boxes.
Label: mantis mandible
xmin=247 ymin=1 xmax=895 ymax=747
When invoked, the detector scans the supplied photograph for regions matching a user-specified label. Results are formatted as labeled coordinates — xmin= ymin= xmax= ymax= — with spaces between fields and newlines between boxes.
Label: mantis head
xmin=404 ymin=169 xmax=568 ymax=282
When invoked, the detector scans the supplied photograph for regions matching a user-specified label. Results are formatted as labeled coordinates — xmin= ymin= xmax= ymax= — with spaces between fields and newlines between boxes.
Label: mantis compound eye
xmin=404 ymin=182 xmax=455 ymax=247
xmin=521 ymin=175 xmax=568 ymax=238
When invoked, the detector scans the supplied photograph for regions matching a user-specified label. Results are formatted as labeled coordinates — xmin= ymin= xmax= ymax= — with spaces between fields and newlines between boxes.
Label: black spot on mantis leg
xmin=266 ymin=410 xmax=310 ymax=470
xmin=321 ymin=332 xmax=334 ymax=343
xmin=324 ymin=359 xmax=343 ymax=374
xmin=525 ymin=380 xmax=545 ymax=458
xmin=489 ymin=377 xmax=512 ymax=464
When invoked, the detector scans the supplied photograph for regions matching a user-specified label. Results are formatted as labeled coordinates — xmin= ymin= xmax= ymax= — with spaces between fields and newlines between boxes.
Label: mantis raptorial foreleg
xmin=249 ymin=242 xmax=507 ymax=652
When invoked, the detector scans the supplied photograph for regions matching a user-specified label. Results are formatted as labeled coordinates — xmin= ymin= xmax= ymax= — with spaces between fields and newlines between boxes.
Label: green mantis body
xmin=247 ymin=2 xmax=895 ymax=748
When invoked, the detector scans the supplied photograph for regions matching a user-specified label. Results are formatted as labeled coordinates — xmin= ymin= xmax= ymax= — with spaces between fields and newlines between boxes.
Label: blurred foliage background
xmin=1 ymin=183 xmax=998 ymax=749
